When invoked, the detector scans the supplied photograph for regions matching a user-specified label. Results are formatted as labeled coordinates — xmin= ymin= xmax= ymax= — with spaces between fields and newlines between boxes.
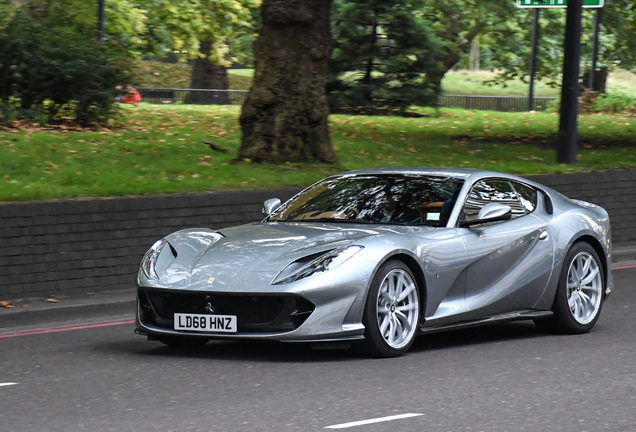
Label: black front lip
xmin=135 ymin=288 xmax=315 ymax=335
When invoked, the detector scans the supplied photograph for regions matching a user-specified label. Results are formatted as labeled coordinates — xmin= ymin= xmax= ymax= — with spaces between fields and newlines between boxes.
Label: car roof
xmin=332 ymin=167 xmax=554 ymax=192
xmin=336 ymin=167 xmax=498 ymax=180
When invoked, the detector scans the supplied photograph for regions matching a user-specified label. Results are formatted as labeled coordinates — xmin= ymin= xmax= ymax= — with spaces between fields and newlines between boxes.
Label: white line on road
xmin=325 ymin=413 xmax=423 ymax=429
xmin=0 ymin=382 xmax=18 ymax=387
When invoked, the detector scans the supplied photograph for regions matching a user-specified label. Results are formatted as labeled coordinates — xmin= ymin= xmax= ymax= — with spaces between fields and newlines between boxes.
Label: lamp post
xmin=97 ymin=0 xmax=105 ymax=47
xmin=527 ymin=8 xmax=541 ymax=112
xmin=557 ymin=0 xmax=583 ymax=165
xmin=588 ymin=7 xmax=603 ymax=90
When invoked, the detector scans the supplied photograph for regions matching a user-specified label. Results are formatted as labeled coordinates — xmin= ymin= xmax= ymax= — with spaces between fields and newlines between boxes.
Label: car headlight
xmin=273 ymin=245 xmax=364 ymax=285
xmin=141 ymin=239 xmax=168 ymax=281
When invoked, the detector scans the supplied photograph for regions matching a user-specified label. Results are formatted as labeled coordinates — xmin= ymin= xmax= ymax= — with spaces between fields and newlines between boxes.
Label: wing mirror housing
xmin=459 ymin=203 xmax=512 ymax=227
xmin=261 ymin=198 xmax=282 ymax=216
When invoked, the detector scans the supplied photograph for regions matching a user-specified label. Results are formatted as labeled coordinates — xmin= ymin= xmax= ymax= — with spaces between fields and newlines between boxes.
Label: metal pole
xmin=97 ymin=0 xmax=105 ymax=47
xmin=557 ymin=0 xmax=583 ymax=165
xmin=527 ymin=8 xmax=540 ymax=111
xmin=588 ymin=7 xmax=603 ymax=90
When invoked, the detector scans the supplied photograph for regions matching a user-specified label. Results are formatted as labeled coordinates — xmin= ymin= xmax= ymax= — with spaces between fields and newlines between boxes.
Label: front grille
xmin=138 ymin=288 xmax=315 ymax=333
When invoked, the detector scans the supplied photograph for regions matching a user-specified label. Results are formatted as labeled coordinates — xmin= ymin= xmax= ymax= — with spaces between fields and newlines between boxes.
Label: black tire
xmin=534 ymin=242 xmax=604 ymax=334
xmin=157 ymin=336 xmax=210 ymax=348
xmin=360 ymin=260 xmax=421 ymax=358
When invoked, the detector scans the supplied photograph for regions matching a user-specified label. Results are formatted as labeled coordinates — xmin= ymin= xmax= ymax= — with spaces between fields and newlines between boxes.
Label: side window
xmin=511 ymin=181 xmax=537 ymax=213
xmin=462 ymin=179 xmax=535 ymax=223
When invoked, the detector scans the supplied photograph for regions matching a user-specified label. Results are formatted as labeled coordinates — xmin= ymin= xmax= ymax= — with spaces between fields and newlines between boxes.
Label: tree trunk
xmin=425 ymin=51 xmax=461 ymax=105
xmin=424 ymin=22 xmax=484 ymax=101
xmin=582 ymin=67 xmax=608 ymax=93
xmin=469 ymin=41 xmax=480 ymax=71
xmin=186 ymin=40 xmax=230 ymax=105
xmin=238 ymin=0 xmax=336 ymax=163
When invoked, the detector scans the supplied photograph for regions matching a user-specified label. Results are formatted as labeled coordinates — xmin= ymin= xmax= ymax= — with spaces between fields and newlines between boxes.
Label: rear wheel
xmin=361 ymin=260 xmax=420 ymax=358
xmin=535 ymin=242 xmax=604 ymax=334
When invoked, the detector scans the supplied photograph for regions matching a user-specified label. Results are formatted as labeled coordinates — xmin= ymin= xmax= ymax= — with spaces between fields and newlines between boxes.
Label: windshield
xmin=268 ymin=174 xmax=464 ymax=227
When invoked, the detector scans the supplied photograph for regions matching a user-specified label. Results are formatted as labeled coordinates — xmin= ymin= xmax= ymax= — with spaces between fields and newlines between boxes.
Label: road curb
xmin=613 ymin=245 xmax=636 ymax=263
xmin=0 ymin=290 xmax=136 ymax=329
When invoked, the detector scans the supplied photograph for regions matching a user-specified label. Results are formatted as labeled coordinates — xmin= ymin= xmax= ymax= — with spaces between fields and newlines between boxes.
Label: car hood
xmin=151 ymin=222 xmax=407 ymax=291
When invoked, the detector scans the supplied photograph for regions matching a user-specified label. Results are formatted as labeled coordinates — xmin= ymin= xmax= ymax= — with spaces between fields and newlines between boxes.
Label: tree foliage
xmin=1 ymin=0 xmax=150 ymax=56
xmin=328 ymin=0 xmax=442 ymax=113
xmin=0 ymin=10 xmax=132 ymax=125
xmin=146 ymin=0 xmax=261 ymax=66
xmin=417 ymin=0 xmax=516 ymax=92
xmin=446 ymin=1 xmax=636 ymax=90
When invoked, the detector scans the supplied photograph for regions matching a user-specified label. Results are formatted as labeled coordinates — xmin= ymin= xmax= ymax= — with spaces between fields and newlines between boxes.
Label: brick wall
xmin=1 ymin=170 xmax=634 ymax=300
xmin=0 ymin=189 xmax=299 ymax=299
xmin=528 ymin=170 xmax=635 ymax=245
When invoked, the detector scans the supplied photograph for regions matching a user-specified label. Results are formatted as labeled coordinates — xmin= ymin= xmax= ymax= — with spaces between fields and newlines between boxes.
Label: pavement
xmin=1 ymin=245 xmax=635 ymax=331
xmin=0 ymin=288 xmax=137 ymax=329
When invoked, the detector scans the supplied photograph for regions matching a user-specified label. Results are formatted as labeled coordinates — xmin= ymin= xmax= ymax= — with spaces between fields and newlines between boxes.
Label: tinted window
xmin=462 ymin=179 xmax=536 ymax=223
xmin=268 ymin=174 xmax=464 ymax=227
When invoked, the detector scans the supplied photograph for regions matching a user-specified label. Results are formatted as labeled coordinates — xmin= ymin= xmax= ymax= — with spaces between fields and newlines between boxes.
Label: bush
xmin=0 ymin=10 xmax=132 ymax=126
xmin=578 ymin=90 xmax=636 ymax=114
xmin=592 ymin=92 xmax=636 ymax=114
xmin=548 ymin=90 xmax=636 ymax=115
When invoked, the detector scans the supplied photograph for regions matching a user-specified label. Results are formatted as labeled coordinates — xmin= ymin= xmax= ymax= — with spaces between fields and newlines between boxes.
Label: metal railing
xmin=137 ymin=88 xmax=249 ymax=105
xmin=438 ymin=95 xmax=555 ymax=112
xmin=136 ymin=88 xmax=556 ymax=113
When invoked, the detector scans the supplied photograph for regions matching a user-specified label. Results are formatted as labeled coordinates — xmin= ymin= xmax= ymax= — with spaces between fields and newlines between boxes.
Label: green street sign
xmin=517 ymin=0 xmax=604 ymax=7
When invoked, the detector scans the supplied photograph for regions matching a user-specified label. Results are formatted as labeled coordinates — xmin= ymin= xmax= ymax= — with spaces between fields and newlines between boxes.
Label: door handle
xmin=539 ymin=231 xmax=548 ymax=241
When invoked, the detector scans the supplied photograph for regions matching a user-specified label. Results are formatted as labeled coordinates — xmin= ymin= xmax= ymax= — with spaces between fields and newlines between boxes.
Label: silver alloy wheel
xmin=375 ymin=268 xmax=419 ymax=350
xmin=566 ymin=251 xmax=603 ymax=325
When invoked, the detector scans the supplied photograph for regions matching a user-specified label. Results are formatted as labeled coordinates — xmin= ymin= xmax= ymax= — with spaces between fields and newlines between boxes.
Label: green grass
xmin=440 ymin=70 xmax=560 ymax=97
xmin=605 ymin=70 xmax=636 ymax=98
xmin=441 ymin=69 xmax=636 ymax=98
xmin=2 ymin=104 xmax=636 ymax=202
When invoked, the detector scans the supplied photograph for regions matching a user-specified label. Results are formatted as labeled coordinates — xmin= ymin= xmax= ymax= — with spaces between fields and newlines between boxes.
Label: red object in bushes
xmin=121 ymin=89 xmax=141 ymax=104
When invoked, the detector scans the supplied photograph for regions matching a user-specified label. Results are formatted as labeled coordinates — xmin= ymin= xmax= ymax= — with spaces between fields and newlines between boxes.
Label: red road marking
xmin=612 ymin=264 xmax=636 ymax=270
xmin=0 ymin=319 xmax=135 ymax=339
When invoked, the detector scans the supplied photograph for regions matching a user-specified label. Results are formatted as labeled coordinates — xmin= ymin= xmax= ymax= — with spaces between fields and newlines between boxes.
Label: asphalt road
xmin=1 ymin=265 xmax=634 ymax=432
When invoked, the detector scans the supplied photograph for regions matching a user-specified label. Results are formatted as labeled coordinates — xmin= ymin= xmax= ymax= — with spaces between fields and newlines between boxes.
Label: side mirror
xmin=459 ymin=203 xmax=512 ymax=228
xmin=261 ymin=198 xmax=282 ymax=216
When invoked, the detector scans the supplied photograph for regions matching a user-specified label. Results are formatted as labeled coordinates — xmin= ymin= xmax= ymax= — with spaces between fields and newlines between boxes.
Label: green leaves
xmin=0 ymin=9 xmax=133 ymax=126
xmin=148 ymin=0 xmax=261 ymax=66
xmin=328 ymin=0 xmax=442 ymax=113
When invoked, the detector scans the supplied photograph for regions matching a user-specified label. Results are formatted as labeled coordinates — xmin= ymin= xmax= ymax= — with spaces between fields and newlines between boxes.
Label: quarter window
xmin=511 ymin=181 xmax=537 ymax=213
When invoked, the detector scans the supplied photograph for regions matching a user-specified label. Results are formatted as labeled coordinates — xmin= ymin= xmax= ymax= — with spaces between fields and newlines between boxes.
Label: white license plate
xmin=174 ymin=313 xmax=237 ymax=333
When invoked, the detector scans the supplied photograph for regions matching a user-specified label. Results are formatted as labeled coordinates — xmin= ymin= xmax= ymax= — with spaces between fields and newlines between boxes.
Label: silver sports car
xmin=135 ymin=168 xmax=612 ymax=357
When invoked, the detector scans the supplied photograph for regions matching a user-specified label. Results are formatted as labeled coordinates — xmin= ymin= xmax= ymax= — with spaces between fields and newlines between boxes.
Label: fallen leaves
xmin=0 ymin=301 xmax=14 ymax=308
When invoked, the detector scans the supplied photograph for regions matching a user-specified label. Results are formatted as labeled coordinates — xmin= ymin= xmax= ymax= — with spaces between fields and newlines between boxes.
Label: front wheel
xmin=361 ymin=260 xmax=420 ymax=358
xmin=535 ymin=242 xmax=604 ymax=334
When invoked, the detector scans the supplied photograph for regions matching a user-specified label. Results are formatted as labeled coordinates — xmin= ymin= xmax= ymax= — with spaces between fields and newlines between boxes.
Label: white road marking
xmin=325 ymin=413 xmax=423 ymax=429
xmin=0 ymin=382 xmax=18 ymax=387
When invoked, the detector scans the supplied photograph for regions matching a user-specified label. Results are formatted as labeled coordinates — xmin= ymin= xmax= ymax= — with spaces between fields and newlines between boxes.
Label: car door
xmin=457 ymin=178 xmax=555 ymax=319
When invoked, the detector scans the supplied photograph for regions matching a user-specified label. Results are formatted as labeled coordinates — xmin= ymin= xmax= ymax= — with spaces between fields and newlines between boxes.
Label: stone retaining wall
xmin=1 ymin=171 xmax=634 ymax=300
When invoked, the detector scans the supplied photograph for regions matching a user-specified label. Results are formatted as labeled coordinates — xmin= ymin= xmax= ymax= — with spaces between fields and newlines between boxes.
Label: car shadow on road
xmin=409 ymin=321 xmax=547 ymax=354
xmin=99 ymin=337 xmax=365 ymax=363
xmin=96 ymin=321 xmax=550 ymax=363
